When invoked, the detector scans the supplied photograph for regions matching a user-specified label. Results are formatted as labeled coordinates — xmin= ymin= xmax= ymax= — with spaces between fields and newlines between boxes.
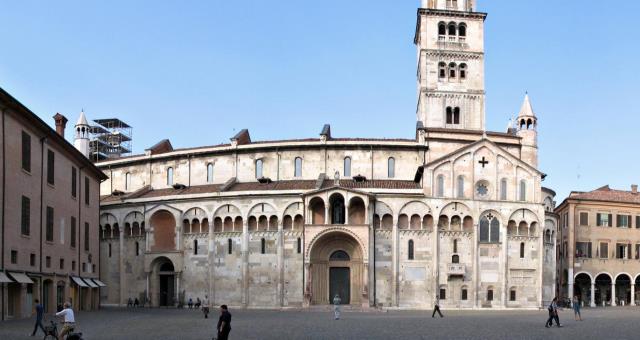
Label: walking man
xmin=202 ymin=295 xmax=210 ymax=319
xmin=30 ymin=299 xmax=45 ymax=337
xmin=216 ymin=305 xmax=232 ymax=340
xmin=545 ymin=297 xmax=562 ymax=328
xmin=332 ymin=294 xmax=342 ymax=320
xmin=432 ymin=296 xmax=443 ymax=318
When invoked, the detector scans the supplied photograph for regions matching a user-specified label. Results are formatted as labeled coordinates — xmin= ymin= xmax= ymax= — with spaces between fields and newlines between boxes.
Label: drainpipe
xmin=372 ymin=201 xmax=376 ymax=307
xmin=1 ymin=108 xmax=5 ymax=321
xmin=39 ymin=136 xmax=46 ymax=314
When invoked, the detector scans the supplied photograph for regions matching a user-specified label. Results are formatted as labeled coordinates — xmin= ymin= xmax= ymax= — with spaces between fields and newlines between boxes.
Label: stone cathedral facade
xmin=93 ymin=0 xmax=558 ymax=309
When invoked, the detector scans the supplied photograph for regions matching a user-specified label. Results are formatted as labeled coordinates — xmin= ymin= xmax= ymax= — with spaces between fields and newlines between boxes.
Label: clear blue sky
xmin=1 ymin=0 xmax=638 ymax=202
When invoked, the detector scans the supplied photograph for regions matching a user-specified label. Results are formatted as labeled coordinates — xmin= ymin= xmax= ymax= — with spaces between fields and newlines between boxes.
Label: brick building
xmin=0 ymin=87 xmax=107 ymax=320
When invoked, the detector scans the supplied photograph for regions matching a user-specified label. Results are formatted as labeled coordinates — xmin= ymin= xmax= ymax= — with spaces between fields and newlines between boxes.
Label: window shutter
xmin=629 ymin=215 xmax=633 ymax=228
xmin=596 ymin=214 xmax=601 ymax=226
xmin=608 ymin=214 xmax=613 ymax=227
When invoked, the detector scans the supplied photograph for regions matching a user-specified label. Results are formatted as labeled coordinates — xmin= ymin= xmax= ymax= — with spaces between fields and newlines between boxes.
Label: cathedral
xmin=92 ymin=0 xmax=558 ymax=309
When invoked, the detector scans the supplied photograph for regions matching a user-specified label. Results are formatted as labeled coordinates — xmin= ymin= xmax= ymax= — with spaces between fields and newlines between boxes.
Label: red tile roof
xmin=568 ymin=185 xmax=640 ymax=204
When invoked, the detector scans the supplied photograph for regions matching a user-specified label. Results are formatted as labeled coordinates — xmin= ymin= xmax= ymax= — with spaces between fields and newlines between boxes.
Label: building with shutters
xmin=0 ymin=88 xmax=107 ymax=320
xmin=95 ymin=0 xmax=558 ymax=310
xmin=556 ymin=185 xmax=640 ymax=307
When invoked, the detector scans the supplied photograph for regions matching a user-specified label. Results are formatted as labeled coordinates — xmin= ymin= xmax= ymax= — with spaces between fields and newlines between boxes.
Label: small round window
xmin=476 ymin=181 xmax=489 ymax=197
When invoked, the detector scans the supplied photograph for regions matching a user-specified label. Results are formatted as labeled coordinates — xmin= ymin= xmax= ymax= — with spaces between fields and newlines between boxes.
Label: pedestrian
xmin=332 ymin=294 xmax=342 ymax=320
xmin=30 ymin=299 xmax=46 ymax=337
xmin=202 ymin=295 xmax=210 ymax=319
xmin=432 ymin=297 xmax=443 ymax=318
xmin=188 ymin=297 xmax=193 ymax=309
xmin=545 ymin=297 xmax=562 ymax=328
xmin=134 ymin=297 xmax=140 ymax=308
xmin=216 ymin=305 xmax=232 ymax=340
xmin=195 ymin=297 xmax=201 ymax=309
xmin=573 ymin=296 xmax=582 ymax=321
xmin=127 ymin=297 xmax=133 ymax=308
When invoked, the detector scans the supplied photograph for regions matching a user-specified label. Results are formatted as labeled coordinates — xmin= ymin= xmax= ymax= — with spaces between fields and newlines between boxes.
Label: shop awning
xmin=92 ymin=279 xmax=107 ymax=287
xmin=8 ymin=272 xmax=34 ymax=284
xmin=82 ymin=278 xmax=98 ymax=288
xmin=71 ymin=276 xmax=89 ymax=287
xmin=0 ymin=271 xmax=14 ymax=283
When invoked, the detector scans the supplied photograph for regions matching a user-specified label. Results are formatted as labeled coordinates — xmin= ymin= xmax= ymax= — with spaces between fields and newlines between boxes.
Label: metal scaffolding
xmin=89 ymin=118 xmax=132 ymax=162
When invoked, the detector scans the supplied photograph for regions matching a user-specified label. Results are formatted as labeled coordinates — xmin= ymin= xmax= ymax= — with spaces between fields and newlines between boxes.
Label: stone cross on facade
xmin=479 ymin=157 xmax=489 ymax=168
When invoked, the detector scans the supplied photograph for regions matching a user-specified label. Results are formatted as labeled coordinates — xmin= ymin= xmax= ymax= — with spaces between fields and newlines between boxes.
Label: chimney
xmin=53 ymin=113 xmax=68 ymax=137
xmin=632 ymin=184 xmax=638 ymax=194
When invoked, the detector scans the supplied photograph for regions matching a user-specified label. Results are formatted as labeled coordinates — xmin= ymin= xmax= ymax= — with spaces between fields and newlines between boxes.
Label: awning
xmin=8 ymin=272 xmax=34 ymax=284
xmin=0 ymin=272 xmax=14 ymax=283
xmin=70 ymin=276 xmax=89 ymax=287
xmin=82 ymin=278 xmax=98 ymax=288
xmin=92 ymin=279 xmax=107 ymax=287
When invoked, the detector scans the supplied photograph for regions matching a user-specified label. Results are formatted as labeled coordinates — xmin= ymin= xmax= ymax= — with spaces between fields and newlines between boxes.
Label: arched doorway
xmin=309 ymin=231 xmax=364 ymax=305
xmin=595 ymin=273 xmax=612 ymax=306
xmin=149 ymin=257 xmax=177 ymax=307
xmin=615 ymin=274 xmax=632 ymax=306
xmin=42 ymin=279 xmax=54 ymax=313
xmin=574 ymin=273 xmax=591 ymax=306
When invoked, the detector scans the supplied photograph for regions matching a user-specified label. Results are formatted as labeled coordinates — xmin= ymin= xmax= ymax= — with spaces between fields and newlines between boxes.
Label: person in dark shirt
xmin=216 ymin=305 xmax=232 ymax=340
xmin=30 ymin=299 xmax=45 ymax=336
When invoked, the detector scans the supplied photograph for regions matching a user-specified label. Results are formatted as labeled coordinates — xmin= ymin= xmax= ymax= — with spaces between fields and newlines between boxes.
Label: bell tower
xmin=415 ymin=0 xmax=486 ymax=131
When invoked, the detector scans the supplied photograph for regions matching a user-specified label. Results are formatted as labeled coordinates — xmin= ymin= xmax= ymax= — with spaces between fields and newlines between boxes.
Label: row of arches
xmin=519 ymin=118 xmax=537 ymax=130
xmin=574 ymin=272 xmax=640 ymax=306
xmin=309 ymin=194 xmax=366 ymax=225
xmin=439 ymin=63 xmax=467 ymax=80
xmin=438 ymin=21 xmax=467 ymax=38
xmin=101 ymin=222 xmax=146 ymax=240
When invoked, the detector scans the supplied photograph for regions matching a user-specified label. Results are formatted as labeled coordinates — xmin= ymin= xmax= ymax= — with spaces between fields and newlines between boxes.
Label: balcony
xmin=448 ymin=263 xmax=465 ymax=276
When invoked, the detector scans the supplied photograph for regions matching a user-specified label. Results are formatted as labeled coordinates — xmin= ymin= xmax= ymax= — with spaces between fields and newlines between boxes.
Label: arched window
xmin=297 ymin=237 xmax=302 ymax=254
xmin=453 ymin=107 xmax=460 ymax=124
xmin=457 ymin=176 xmax=465 ymax=198
xmin=408 ymin=240 xmax=415 ymax=260
xmin=449 ymin=62 xmax=457 ymax=78
xmin=135 ymin=241 xmax=139 ymax=256
xmin=438 ymin=22 xmax=446 ymax=36
xmin=436 ymin=175 xmax=445 ymax=197
xmin=500 ymin=178 xmax=508 ymax=200
xmin=448 ymin=22 xmax=456 ymax=36
xmin=520 ymin=242 xmax=525 ymax=258
xmin=255 ymin=159 xmax=263 ymax=179
xmin=458 ymin=23 xmax=467 ymax=37
xmin=452 ymin=254 xmax=459 ymax=264
xmin=125 ymin=172 xmax=131 ymax=191
xmin=261 ymin=238 xmax=266 ymax=254
xmin=343 ymin=157 xmax=351 ymax=177
xmin=453 ymin=239 xmax=458 ymax=253
xmin=228 ymin=239 xmax=233 ymax=255
xmin=387 ymin=157 xmax=395 ymax=178
xmin=194 ymin=239 xmax=198 ymax=255
xmin=294 ymin=157 xmax=302 ymax=177
xmin=330 ymin=250 xmax=350 ymax=261
xmin=207 ymin=163 xmax=214 ymax=183
xmin=459 ymin=63 xmax=467 ymax=79
xmin=480 ymin=215 xmax=500 ymax=243
xmin=439 ymin=62 xmax=447 ymax=78
xmin=166 ymin=167 xmax=174 ymax=186
xmin=461 ymin=287 xmax=468 ymax=300
xmin=487 ymin=288 xmax=494 ymax=301
xmin=108 ymin=243 xmax=112 ymax=257
xmin=446 ymin=107 xmax=453 ymax=124
xmin=510 ymin=288 xmax=517 ymax=301
xmin=519 ymin=180 xmax=527 ymax=201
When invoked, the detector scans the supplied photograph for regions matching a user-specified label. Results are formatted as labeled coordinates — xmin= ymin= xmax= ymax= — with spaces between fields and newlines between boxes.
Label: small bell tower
xmin=516 ymin=94 xmax=538 ymax=168
xmin=74 ymin=110 xmax=91 ymax=158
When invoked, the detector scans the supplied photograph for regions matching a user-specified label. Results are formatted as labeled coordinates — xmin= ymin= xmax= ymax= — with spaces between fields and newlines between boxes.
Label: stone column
xmin=501 ymin=222 xmax=508 ymax=308
xmin=391 ymin=218 xmax=398 ymax=307
xmin=242 ymin=221 xmax=249 ymax=308
xmin=175 ymin=272 xmax=181 ymax=307
xmin=611 ymin=283 xmax=616 ymax=306
xmin=277 ymin=221 xmax=284 ymax=307
xmin=362 ymin=263 xmax=369 ymax=308
xmin=208 ymin=215 xmax=215 ymax=304
xmin=325 ymin=206 xmax=329 ymax=225
xmin=631 ymin=284 xmax=636 ymax=306
xmin=145 ymin=272 xmax=150 ymax=305
xmin=119 ymin=224 xmax=125 ymax=306
xmin=590 ymin=283 xmax=596 ymax=307
xmin=473 ymin=222 xmax=479 ymax=309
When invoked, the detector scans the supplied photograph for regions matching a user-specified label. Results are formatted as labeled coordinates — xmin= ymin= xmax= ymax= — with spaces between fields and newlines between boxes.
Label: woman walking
xmin=573 ymin=296 xmax=582 ymax=321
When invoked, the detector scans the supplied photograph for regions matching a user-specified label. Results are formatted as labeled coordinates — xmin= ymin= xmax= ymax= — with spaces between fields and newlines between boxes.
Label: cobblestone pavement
xmin=1 ymin=307 xmax=640 ymax=340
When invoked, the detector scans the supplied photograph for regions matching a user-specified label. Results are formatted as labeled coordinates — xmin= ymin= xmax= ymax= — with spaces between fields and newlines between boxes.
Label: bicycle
xmin=43 ymin=320 xmax=83 ymax=340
